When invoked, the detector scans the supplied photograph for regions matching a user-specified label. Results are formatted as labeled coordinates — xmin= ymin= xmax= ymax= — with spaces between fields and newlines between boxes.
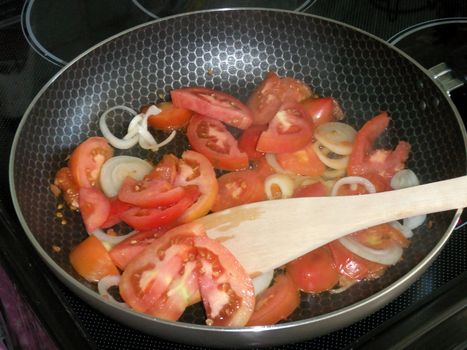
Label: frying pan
xmin=9 ymin=9 xmax=467 ymax=347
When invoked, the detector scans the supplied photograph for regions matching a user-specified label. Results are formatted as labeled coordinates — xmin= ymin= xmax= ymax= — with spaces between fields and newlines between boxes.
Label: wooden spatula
xmin=197 ymin=176 xmax=467 ymax=276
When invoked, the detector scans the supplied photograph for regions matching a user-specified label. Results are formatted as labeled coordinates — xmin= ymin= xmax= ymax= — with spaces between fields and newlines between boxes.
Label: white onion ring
xmin=91 ymin=228 xmax=137 ymax=247
xmin=265 ymin=153 xmax=293 ymax=175
xmin=403 ymin=214 xmax=426 ymax=230
xmin=252 ymin=270 xmax=274 ymax=296
xmin=312 ymin=142 xmax=349 ymax=170
xmin=314 ymin=122 xmax=357 ymax=156
xmin=329 ymin=279 xmax=356 ymax=294
xmin=390 ymin=221 xmax=414 ymax=239
xmin=100 ymin=106 xmax=140 ymax=149
xmin=330 ymin=176 xmax=376 ymax=196
xmin=339 ymin=236 xmax=403 ymax=265
xmin=264 ymin=174 xmax=295 ymax=199
xmin=97 ymin=275 xmax=127 ymax=306
xmin=390 ymin=169 xmax=420 ymax=189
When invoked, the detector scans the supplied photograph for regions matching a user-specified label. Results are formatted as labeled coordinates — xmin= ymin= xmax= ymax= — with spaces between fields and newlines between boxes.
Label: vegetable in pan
xmin=51 ymin=72 xmax=424 ymax=327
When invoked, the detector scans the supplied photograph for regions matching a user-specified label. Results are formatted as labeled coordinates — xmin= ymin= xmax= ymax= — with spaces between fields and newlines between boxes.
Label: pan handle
xmin=428 ymin=62 xmax=464 ymax=96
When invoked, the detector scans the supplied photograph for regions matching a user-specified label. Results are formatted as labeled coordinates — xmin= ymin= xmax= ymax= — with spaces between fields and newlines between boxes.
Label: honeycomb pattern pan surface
xmin=9 ymin=9 xmax=467 ymax=347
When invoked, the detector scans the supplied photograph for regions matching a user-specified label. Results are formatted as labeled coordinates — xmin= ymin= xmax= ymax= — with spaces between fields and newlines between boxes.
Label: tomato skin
xmin=101 ymin=197 xmax=131 ymax=228
xmin=256 ymin=103 xmax=313 ymax=154
xmin=287 ymin=245 xmax=339 ymax=293
xmin=300 ymin=97 xmax=335 ymax=127
xmin=146 ymin=154 xmax=178 ymax=184
xmin=293 ymin=181 xmax=328 ymax=198
xmin=275 ymin=143 xmax=325 ymax=176
xmin=118 ymin=177 xmax=185 ymax=208
xmin=351 ymin=223 xmax=410 ymax=249
xmin=195 ymin=236 xmax=255 ymax=327
xmin=238 ymin=125 xmax=267 ymax=160
xmin=187 ymin=114 xmax=249 ymax=171
xmin=147 ymin=102 xmax=193 ymax=130
xmin=171 ymin=87 xmax=253 ymax=129
xmin=247 ymin=274 xmax=300 ymax=326
xmin=53 ymin=166 xmax=80 ymax=210
xmin=69 ymin=236 xmax=119 ymax=282
xmin=174 ymin=151 xmax=218 ymax=223
xmin=211 ymin=170 xmax=266 ymax=212
xmin=79 ymin=187 xmax=111 ymax=233
xmin=328 ymin=240 xmax=386 ymax=281
xmin=69 ymin=137 xmax=113 ymax=188
xmin=119 ymin=186 xmax=199 ymax=231
xmin=251 ymin=156 xmax=276 ymax=179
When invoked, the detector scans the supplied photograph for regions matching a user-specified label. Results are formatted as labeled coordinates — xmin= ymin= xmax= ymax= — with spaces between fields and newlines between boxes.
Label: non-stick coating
xmin=10 ymin=9 xmax=466 ymax=347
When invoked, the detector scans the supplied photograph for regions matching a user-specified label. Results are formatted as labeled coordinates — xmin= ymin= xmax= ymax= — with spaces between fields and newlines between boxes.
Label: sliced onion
xmin=265 ymin=153 xmax=293 ymax=175
xmin=100 ymin=156 xmax=153 ymax=197
xmin=97 ymin=275 xmax=127 ymax=306
xmin=91 ymin=228 xmax=137 ymax=248
xmin=329 ymin=278 xmax=356 ymax=294
xmin=390 ymin=221 xmax=414 ymax=238
xmin=99 ymin=106 xmax=140 ymax=149
xmin=322 ymin=167 xmax=346 ymax=180
xmin=312 ymin=142 xmax=349 ymax=170
xmin=330 ymin=176 xmax=376 ymax=196
xmin=403 ymin=214 xmax=426 ymax=230
xmin=264 ymin=174 xmax=295 ymax=199
xmin=252 ymin=270 xmax=274 ymax=296
xmin=339 ymin=236 xmax=403 ymax=265
xmin=314 ymin=122 xmax=357 ymax=156
xmin=390 ymin=169 xmax=420 ymax=189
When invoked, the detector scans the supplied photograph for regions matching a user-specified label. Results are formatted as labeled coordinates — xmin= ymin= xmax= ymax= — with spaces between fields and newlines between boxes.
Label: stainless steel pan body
xmin=10 ymin=9 xmax=466 ymax=347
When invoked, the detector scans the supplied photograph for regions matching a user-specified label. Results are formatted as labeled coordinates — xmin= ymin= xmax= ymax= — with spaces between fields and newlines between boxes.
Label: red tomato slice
xmin=146 ymin=154 xmax=179 ymax=184
xmin=238 ymin=125 xmax=267 ymax=160
xmin=69 ymin=137 xmax=113 ymax=188
xmin=119 ymin=223 xmax=205 ymax=315
xmin=101 ymin=197 xmax=132 ymax=228
xmin=119 ymin=186 xmax=200 ymax=231
xmin=109 ymin=228 xmax=167 ymax=270
xmin=248 ymin=72 xmax=312 ymax=125
xmin=328 ymin=240 xmax=386 ymax=281
xmin=171 ymin=87 xmax=253 ymax=129
xmin=211 ymin=170 xmax=266 ymax=212
xmin=147 ymin=102 xmax=193 ymax=130
xmin=293 ymin=181 xmax=328 ymax=198
xmin=187 ymin=114 xmax=249 ymax=170
xmin=300 ymin=97 xmax=334 ymax=127
xmin=53 ymin=166 xmax=80 ymax=210
xmin=347 ymin=112 xmax=411 ymax=179
xmin=79 ymin=187 xmax=110 ymax=233
xmin=351 ymin=223 xmax=410 ymax=249
xmin=251 ymin=156 xmax=276 ymax=179
xmin=275 ymin=143 xmax=325 ymax=176
xmin=118 ymin=177 xmax=185 ymax=208
xmin=287 ymin=245 xmax=339 ymax=293
xmin=247 ymin=273 xmax=300 ymax=326
xmin=256 ymin=103 xmax=313 ymax=154
xmin=195 ymin=236 xmax=255 ymax=327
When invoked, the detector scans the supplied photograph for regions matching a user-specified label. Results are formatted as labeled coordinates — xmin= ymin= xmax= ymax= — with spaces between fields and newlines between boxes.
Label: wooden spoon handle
xmin=199 ymin=176 xmax=467 ymax=275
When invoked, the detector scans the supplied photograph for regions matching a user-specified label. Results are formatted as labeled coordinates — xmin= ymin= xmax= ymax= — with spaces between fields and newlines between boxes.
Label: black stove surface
xmin=1 ymin=1 xmax=467 ymax=349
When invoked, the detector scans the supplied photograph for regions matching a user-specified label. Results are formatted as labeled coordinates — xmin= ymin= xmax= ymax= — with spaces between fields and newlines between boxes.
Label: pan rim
xmin=8 ymin=7 xmax=467 ymax=336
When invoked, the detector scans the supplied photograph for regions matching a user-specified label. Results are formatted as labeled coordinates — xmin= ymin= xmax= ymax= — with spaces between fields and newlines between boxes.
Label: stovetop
xmin=1 ymin=1 xmax=467 ymax=349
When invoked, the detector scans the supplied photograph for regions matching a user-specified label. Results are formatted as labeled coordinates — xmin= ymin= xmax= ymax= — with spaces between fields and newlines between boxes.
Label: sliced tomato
xmin=109 ymin=228 xmax=167 ymax=270
xmin=238 ymin=125 xmax=267 ymax=160
xmin=171 ymin=87 xmax=253 ymax=129
xmin=69 ymin=235 xmax=119 ymax=282
xmin=147 ymin=102 xmax=193 ymax=130
xmin=69 ymin=137 xmax=113 ymax=188
xmin=275 ymin=143 xmax=325 ymax=176
xmin=79 ymin=187 xmax=110 ymax=233
xmin=328 ymin=240 xmax=386 ymax=281
xmin=247 ymin=273 xmax=300 ymax=326
xmin=118 ymin=177 xmax=185 ymax=208
xmin=300 ymin=97 xmax=334 ymax=127
xmin=347 ymin=112 xmax=411 ymax=179
xmin=251 ymin=156 xmax=276 ymax=179
xmin=195 ymin=236 xmax=255 ymax=327
xmin=351 ymin=223 xmax=410 ymax=249
xmin=119 ymin=223 xmax=205 ymax=315
xmin=248 ymin=72 xmax=312 ymax=125
xmin=119 ymin=186 xmax=200 ymax=231
xmin=293 ymin=181 xmax=328 ymax=198
xmin=211 ymin=170 xmax=266 ymax=212
xmin=287 ymin=245 xmax=339 ymax=293
xmin=256 ymin=103 xmax=313 ymax=154
xmin=101 ymin=197 xmax=132 ymax=228
xmin=146 ymin=154 xmax=179 ymax=184
xmin=187 ymin=114 xmax=249 ymax=170
xmin=53 ymin=166 xmax=80 ymax=210
xmin=174 ymin=151 xmax=218 ymax=223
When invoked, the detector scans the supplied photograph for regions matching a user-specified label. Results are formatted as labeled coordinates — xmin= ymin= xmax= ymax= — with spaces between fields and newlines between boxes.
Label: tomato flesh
xmin=293 ymin=181 xmax=328 ymax=198
xmin=53 ymin=166 xmax=80 ymax=210
xmin=79 ymin=187 xmax=110 ymax=233
xmin=238 ymin=125 xmax=267 ymax=160
xmin=300 ymin=97 xmax=335 ymax=127
xmin=351 ymin=223 xmax=410 ymax=249
xmin=101 ymin=197 xmax=131 ymax=228
xmin=276 ymin=143 xmax=325 ymax=176
xmin=147 ymin=102 xmax=193 ymax=130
